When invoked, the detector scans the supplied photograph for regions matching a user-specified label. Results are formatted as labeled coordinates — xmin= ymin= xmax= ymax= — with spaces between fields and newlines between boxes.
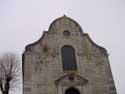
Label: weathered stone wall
xmin=23 ymin=16 xmax=116 ymax=94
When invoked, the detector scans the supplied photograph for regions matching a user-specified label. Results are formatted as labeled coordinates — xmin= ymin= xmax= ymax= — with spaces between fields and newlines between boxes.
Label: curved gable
xmin=48 ymin=15 xmax=83 ymax=33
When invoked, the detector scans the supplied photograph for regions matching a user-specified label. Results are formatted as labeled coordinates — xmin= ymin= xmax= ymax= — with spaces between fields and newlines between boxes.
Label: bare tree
xmin=0 ymin=52 xmax=21 ymax=94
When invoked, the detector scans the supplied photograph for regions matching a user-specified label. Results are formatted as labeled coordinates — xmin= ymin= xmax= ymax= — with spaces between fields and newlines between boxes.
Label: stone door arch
xmin=65 ymin=87 xmax=80 ymax=94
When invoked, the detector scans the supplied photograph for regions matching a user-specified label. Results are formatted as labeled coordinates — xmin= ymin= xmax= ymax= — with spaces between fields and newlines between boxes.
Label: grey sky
xmin=0 ymin=0 xmax=125 ymax=94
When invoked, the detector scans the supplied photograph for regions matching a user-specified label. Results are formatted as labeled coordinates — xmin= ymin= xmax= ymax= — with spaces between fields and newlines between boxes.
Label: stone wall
xmin=23 ymin=16 xmax=116 ymax=94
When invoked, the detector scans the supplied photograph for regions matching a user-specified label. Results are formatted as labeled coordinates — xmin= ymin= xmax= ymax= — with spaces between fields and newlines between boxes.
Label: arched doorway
xmin=65 ymin=87 xmax=80 ymax=94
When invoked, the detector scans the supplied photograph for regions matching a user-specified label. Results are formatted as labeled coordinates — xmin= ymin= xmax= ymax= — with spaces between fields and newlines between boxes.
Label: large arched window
xmin=61 ymin=45 xmax=77 ymax=71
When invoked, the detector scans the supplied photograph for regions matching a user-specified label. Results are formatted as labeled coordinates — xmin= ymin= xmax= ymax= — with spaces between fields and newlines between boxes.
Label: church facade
xmin=22 ymin=16 xmax=117 ymax=94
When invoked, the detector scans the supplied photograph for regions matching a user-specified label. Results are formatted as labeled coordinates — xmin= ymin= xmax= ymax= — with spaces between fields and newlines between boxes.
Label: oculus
xmin=63 ymin=30 xmax=70 ymax=36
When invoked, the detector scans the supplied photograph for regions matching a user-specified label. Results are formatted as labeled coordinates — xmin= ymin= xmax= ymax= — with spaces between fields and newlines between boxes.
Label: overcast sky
xmin=0 ymin=0 xmax=125 ymax=94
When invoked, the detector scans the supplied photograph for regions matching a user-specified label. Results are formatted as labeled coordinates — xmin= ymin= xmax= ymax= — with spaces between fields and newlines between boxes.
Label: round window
xmin=63 ymin=30 xmax=70 ymax=36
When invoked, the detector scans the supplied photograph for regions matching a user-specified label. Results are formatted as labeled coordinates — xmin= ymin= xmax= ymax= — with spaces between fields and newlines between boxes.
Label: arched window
xmin=61 ymin=45 xmax=77 ymax=71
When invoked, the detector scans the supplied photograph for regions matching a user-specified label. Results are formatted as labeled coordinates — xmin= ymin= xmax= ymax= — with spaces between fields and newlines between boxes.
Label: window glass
xmin=61 ymin=45 xmax=77 ymax=71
